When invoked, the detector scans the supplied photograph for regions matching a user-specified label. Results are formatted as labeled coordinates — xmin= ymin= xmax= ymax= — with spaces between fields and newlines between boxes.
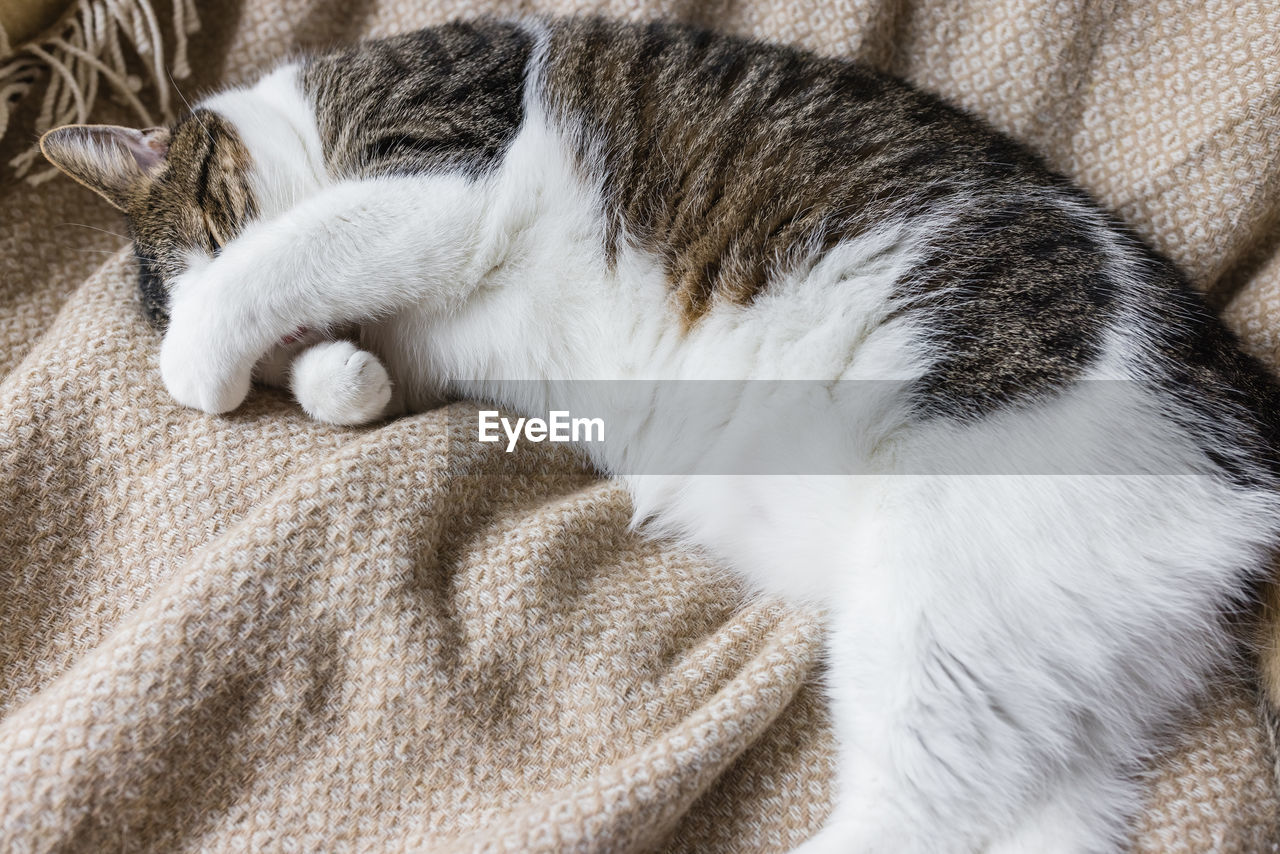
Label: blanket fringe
xmin=0 ymin=0 xmax=199 ymax=183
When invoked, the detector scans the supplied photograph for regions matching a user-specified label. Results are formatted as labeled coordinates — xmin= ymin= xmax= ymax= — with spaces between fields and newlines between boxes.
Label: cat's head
xmin=41 ymin=111 xmax=258 ymax=329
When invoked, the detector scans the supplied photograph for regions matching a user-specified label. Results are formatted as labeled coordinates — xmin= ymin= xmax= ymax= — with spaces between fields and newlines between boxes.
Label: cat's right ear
xmin=39 ymin=125 xmax=170 ymax=211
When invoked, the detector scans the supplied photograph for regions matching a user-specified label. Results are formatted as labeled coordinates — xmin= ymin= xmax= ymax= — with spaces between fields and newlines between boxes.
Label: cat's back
xmin=535 ymin=20 xmax=1277 ymax=434
xmin=286 ymin=18 xmax=1280 ymax=831
xmin=299 ymin=17 xmax=1280 ymax=458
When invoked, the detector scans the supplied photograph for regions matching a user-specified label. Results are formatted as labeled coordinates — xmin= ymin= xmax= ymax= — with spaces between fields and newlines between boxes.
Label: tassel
xmin=0 ymin=0 xmax=201 ymax=183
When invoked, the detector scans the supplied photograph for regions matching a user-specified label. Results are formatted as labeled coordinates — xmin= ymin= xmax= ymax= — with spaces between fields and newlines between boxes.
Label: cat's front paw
xmin=159 ymin=331 xmax=253 ymax=415
xmin=291 ymin=340 xmax=392 ymax=426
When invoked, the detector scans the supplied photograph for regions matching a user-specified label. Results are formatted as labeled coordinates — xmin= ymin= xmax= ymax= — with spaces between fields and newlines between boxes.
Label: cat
xmin=39 ymin=17 xmax=1280 ymax=853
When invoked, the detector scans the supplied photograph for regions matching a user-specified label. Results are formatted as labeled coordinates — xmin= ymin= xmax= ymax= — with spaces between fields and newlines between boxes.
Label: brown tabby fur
xmin=38 ymin=15 xmax=1280 ymax=783
xmin=39 ymin=112 xmax=256 ymax=327
xmin=131 ymin=113 xmax=257 ymax=327
xmin=300 ymin=19 xmax=1124 ymax=417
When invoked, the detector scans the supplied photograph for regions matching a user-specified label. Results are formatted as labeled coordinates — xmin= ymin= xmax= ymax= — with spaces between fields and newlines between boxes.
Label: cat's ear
xmin=39 ymin=125 xmax=170 ymax=211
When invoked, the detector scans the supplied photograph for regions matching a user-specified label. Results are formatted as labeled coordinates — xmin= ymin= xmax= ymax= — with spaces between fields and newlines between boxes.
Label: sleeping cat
xmin=39 ymin=17 xmax=1280 ymax=852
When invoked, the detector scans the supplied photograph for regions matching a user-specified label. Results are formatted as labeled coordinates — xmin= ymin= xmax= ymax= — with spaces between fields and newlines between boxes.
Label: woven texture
xmin=1 ymin=1 xmax=1279 ymax=851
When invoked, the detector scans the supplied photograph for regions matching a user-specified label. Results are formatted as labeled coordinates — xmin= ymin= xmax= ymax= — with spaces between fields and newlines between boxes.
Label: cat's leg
xmin=788 ymin=744 xmax=940 ymax=854
xmin=795 ymin=765 xmax=1131 ymax=854
xmin=789 ymin=615 xmax=1132 ymax=854
xmin=248 ymin=326 xmax=395 ymax=425
xmin=985 ymin=768 xmax=1135 ymax=854
xmin=793 ymin=779 xmax=1127 ymax=854
xmin=289 ymin=339 xmax=394 ymax=426
xmin=159 ymin=173 xmax=487 ymax=414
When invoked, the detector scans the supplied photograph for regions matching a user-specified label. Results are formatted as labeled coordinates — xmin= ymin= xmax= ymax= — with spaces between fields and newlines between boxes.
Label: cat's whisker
xmin=36 ymin=18 xmax=1280 ymax=852
xmin=57 ymin=222 xmax=131 ymax=241
xmin=63 ymin=246 xmax=138 ymax=257
xmin=169 ymin=65 xmax=212 ymax=143
xmin=166 ymin=65 xmax=196 ymax=116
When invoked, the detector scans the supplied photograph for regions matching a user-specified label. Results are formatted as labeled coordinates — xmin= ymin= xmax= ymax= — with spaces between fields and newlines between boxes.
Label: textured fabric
xmin=2 ymin=1 xmax=1279 ymax=851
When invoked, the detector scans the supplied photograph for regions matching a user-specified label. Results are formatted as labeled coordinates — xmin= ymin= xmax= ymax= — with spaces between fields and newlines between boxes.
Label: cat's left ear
xmin=39 ymin=124 xmax=170 ymax=211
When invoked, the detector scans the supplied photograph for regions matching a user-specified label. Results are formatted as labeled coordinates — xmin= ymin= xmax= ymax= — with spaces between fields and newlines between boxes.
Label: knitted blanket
xmin=1 ymin=1 xmax=1277 ymax=851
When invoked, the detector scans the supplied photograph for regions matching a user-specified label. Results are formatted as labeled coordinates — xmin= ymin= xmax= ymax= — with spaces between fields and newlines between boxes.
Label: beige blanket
xmin=2 ymin=1 xmax=1278 ymax=851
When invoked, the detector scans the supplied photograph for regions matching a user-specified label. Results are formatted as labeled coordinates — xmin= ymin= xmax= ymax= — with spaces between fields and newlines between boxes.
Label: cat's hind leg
xmin=786 ymin=751 xmax=945 ymax=854
xmin=787 ymin=602 xmax=1134 ymax=854
xmin=289 ymin=339 xmax=393 ymax=426
xmin=790 ymin=709 xmax=1131 ymax=854
xmin=985 ymin=768 xmax=1135 ymax=854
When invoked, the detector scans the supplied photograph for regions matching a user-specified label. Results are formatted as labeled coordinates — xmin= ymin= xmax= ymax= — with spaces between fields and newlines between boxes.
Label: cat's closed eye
xmin=50 ymin=109 xmax=262 ymax=327
xmin=204 ymin=214 xmax=226 ymax=256
xmin=34 ymin=17 xmax=1280 ymax=853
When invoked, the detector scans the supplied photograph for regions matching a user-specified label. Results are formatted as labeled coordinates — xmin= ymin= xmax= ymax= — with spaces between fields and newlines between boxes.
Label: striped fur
xmin=39 ymin=16 xmax=1280 ymax=852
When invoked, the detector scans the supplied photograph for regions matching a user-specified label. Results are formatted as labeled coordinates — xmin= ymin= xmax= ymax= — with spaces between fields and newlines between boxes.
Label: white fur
xmin=155 ymin=56 xmax=1280 ymax=853
xmin=290 ymin=339 xmax=392 ymax=425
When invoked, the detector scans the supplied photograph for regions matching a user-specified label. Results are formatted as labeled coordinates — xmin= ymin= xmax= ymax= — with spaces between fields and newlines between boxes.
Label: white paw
xmin=290 ymin=340 xmax=392 ymax=426
xmin=159 ymin=329 xmax=253 ymax=415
